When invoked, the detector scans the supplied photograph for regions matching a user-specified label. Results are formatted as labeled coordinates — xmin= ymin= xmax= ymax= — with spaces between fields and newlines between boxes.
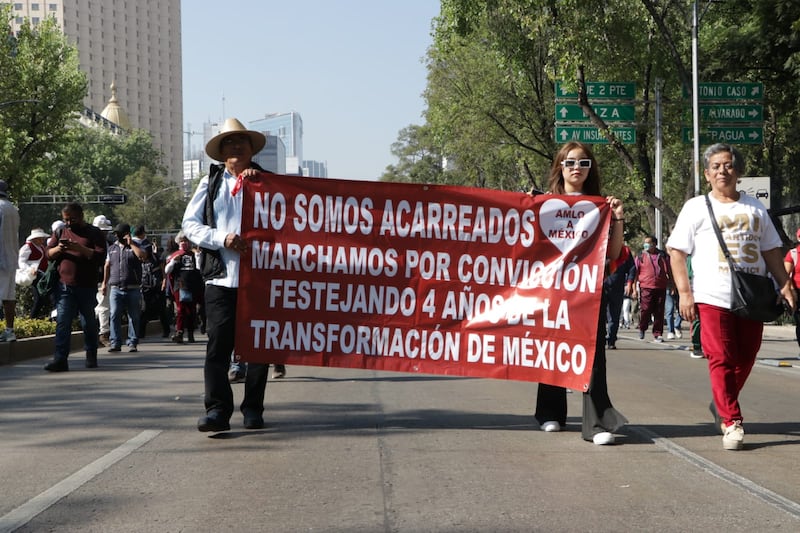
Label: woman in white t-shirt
xmin=666 ymin=143 xmax=796 ymax=451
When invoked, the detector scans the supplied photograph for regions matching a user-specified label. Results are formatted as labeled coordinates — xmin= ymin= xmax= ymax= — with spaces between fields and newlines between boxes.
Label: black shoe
xmin=44 ymin=359 xmax=69 ymax=372
xmin=197 ymin=414 xmax=230 ymax=433
xmin=187 ymin=332 xmax=195 ymax=343
xmin=108 ymin=346 xmax=121 ymax=353
xmin=243 ymin=414 xmax=264 ymax=430
xmin=172 ymin=331 xmax=184 ymax=344
xmin=85 ymin=358 xmax=98 ymax=368
xmin=607 ymin=343 xmax=617 ymax=350
xmin=272 ymin=364 xmax=286 ymax=379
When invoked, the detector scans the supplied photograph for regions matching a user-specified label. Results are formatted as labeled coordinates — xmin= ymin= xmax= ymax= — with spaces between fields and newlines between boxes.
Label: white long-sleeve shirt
xmin=181 ymin=169 xmax=243 ymax=288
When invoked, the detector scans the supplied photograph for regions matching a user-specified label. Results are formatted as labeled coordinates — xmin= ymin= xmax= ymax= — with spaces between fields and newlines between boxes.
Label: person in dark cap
xmin=101 ymin=222 xmax=149 ymax=353
xmin=0 ymin=179 xmax=20 ymax=342
xmin=133 ymin=224 xmax=166 ymax=339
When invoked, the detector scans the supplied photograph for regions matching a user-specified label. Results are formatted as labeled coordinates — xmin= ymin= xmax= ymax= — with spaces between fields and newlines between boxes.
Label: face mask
xmin=643 ymin=243 xmax=651 ymax=251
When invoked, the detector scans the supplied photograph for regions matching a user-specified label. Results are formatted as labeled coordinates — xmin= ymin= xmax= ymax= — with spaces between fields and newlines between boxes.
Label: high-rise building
xmin=5 ymin=0 xmax=183 ymax=182
xmin=302 ymin=160 xmax=328 ymax=178
xmin=201 ymin=120 xmax=286 ymax=174
xmin=248 ymin=112 xmax=303 ymax=175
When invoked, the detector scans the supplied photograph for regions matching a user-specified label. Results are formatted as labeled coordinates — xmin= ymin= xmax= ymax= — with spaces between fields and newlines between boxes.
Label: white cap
xmin=51 ymin=220 xmax=66 ymax=234
xmin=92 ymin=214 xmax=112 ymax=231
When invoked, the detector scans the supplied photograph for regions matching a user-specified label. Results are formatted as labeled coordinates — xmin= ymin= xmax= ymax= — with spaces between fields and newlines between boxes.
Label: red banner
xmin=236 ymin=174 xmax=610 ymax=391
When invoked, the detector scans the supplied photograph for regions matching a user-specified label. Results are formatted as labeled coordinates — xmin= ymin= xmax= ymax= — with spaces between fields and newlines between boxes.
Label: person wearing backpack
xmin=165 ymin=232 xmax=201 ymax=344
xmin=783 ymin=228 xmax=800 ymax=353
xmin=631 ymin=235 xmax=672 ymax=342
xmin=133 ymin=225 xmax=166 ymax=338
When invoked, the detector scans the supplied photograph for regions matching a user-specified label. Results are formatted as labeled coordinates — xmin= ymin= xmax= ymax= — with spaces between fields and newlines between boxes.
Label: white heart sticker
xmin=539 ymin=198 xmax=601 ymax=255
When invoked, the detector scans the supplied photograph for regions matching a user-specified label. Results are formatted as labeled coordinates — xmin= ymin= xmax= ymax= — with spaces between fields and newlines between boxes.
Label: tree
xmin=35 ymin=127 xmax=164 ymax=198
xmin=381 ymin=125 xmax=452 ymax=184
xmin=110 ymin=168 xmax=185 ymax=231
xmin=0 ymin=6 xmax=87 ymax=197
xmin=409 ymin=0 xmax=800 ymax=238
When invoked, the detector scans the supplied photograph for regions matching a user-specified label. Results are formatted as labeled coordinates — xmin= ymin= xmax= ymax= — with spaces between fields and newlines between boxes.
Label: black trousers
xmin=203 ymin=285 xmax=268 ymax=419
xmin=534 ymin=305 xmax=627 ymax=440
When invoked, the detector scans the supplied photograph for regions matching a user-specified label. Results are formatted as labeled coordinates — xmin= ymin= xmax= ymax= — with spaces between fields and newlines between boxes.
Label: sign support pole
xmin=692 ymin=0 xmax=701 ymax=197
xmin=655 ymin=81 xmax=663 ymax=244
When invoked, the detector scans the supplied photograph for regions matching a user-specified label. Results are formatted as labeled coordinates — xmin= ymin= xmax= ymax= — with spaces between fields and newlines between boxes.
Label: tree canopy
xmin=385 ymin=0 xmax=800 ymax=241
xmin=0 ymin=6 xmax=86 ymax=197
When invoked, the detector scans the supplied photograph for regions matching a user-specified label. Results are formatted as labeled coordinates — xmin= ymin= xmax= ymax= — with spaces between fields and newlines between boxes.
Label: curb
xmin=0 ymin=331 xmax=87 ymax=366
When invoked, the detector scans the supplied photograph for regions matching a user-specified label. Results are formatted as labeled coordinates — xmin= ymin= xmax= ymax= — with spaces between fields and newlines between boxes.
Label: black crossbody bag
xmin=705 ymin=194 xmax=783 ymax=322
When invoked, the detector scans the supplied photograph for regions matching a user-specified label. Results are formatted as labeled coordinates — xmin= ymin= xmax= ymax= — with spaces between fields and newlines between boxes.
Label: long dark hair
xmin=547 ymin=141 xmax=602 ymax=196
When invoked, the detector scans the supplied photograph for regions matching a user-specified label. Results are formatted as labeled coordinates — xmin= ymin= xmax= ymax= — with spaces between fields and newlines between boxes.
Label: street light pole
xmin=106 ymin=185 xmax=180 ymax=228
xmin=0 ymin=99 xmax=42 ymax=109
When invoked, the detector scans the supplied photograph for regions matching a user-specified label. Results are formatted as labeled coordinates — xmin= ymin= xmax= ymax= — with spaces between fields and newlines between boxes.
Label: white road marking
xmin=629 ymin=425 xmax=800 ymax=519
xmin=0 ymin=430 xmax=161 ymax=533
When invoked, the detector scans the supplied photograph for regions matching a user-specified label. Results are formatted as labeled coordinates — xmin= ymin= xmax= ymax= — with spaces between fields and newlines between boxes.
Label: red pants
xmin=638 ymin=287 xmax=666 ymax=336
xmin=173 ymin=293 xmax=196 ymax=333
xmin=697 ymin=303 xmax=763 ymax=425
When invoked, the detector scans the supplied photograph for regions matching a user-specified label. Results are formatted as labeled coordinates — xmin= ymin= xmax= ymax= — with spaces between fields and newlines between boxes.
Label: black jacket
xmin=200 ymin=161 xmax=268 ymax=281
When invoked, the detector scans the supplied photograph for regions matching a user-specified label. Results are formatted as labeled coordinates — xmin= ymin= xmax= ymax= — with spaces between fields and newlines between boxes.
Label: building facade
xmin=5 ymin=0 xmax=183 ymax=182
xmin=202 ymin=120 xmax=287 ymax=175
xmin=248 ymin=112 xmax=304 ymax=175
xmin=302 ymin=160 xmax=328 ymax=178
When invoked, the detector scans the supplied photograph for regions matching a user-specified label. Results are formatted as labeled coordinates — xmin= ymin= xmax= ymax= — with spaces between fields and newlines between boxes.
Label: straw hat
xmin=205 ymin=118 xmax=266 ymax=161
xmin=26 ymin=228 xmax=49 ymax=241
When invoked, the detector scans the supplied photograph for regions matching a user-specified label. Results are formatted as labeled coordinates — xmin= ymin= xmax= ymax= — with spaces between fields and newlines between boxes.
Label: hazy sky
xmin=181 ymin=0 xmax=440 ymax=181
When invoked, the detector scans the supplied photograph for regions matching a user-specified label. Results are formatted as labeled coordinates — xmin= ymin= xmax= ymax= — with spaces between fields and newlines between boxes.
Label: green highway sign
xmin=555 ymin=104 xmax=635 ymax=123
xmin=556 ymin=126 xmax=636 ymax=145
xmin=555 ymin=81 xmax=636 ymax=100
xmin=683 ymin=82 xmax=764 ymax=101
xmin=694 ymin=104 xmax=763 ymax=123
xmin=682 ymin=126 xmax=763 ymax=145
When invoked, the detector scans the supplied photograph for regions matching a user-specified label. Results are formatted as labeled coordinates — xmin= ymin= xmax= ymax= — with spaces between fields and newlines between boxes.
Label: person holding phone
xmin=101 ymin=223 xmax=148 ymax=353
xmin=43 ymin=202 xmax=107 ymax=372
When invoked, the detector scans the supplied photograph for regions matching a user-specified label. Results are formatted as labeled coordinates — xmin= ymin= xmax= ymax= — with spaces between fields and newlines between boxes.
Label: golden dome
xmin=100 ymin=81 xmax=131 ymax=131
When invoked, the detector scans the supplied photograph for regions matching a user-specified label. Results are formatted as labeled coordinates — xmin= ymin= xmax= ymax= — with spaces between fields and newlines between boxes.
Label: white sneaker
xmin=593 ymin=432 xmax=615 ymax=445
xmin=674 ymin=329 xmax=682 ymax=339
xmin=689 ymin=350 xmax=704 ymax=359
xmin=654 ymin=336 xmax=664 ymax=343
xmin=541 ymin=421 xmax=561 ymax=432
xmin=722 ymin=421 xmax=744 ymax=450
xmin=666 ymin=332 xmax=675 ymax=340
xmin=0 ymin=329 xmax=16 ymax=342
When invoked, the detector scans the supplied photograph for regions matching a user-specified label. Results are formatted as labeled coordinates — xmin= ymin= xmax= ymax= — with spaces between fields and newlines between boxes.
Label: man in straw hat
xmin=0 ymin=180 xmax=20 ymax=342
xmin=182 ymin=118 xmax=274 ymax=432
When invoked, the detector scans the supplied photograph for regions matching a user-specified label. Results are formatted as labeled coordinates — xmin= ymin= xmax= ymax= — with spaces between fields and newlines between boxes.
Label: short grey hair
xmin=703 ymin=143 xmax=745 ymax=174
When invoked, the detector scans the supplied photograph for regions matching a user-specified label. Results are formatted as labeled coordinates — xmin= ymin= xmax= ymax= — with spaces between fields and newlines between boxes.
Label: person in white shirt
xmin=182 ymin=118 xmax=271 ymax=432
xmin=667 ymin=143 xmax=796 ymax=451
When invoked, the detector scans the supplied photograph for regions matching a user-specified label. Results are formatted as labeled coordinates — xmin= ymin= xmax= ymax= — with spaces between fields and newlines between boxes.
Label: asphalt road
xmin=1 ymin=324 xmax=799 ymax=532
